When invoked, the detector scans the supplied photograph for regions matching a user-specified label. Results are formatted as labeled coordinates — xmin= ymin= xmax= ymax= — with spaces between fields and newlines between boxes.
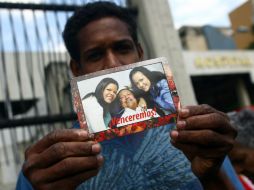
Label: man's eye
xmin=85 ymin=51 xmax=103 ymax=62
xmin=115 ymin=43 xmax=134 ymax=53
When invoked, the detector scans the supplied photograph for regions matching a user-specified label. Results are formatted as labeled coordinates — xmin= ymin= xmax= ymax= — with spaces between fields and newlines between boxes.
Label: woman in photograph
xmin=82 ymin=78 xmax=119 ymax=133
xmin=129 ymin=66 xmax=176 ymax=115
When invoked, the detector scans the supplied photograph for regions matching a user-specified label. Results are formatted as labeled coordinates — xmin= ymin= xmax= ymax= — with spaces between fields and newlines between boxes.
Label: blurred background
xmin=0 ymin=0 xmax=253 ymax=189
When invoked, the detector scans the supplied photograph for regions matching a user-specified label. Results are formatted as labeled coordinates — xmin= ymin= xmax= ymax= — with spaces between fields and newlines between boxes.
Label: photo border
xmin=71 ymin=57 xmax=180 ymax=142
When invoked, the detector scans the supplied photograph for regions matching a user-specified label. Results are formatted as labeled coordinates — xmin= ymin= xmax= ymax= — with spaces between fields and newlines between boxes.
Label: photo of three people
xmin=73 ymin=59 xmax=179 ymax=141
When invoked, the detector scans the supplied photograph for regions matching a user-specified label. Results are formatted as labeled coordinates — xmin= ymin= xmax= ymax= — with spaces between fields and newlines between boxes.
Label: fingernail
xmin=92 ymin=143 xmax=101 ymax=154
xmin=180 ymin=108 xmax=189 ymax=117
xmin=170 ymin=130 xmax=178 ymax=140
xmin=177 ymin=120 xmax=186 ymax=129
xmin=96 ymin=155 xmax=104 ymax=167
xmin=79 ymin=130 xmax=88 ymax=137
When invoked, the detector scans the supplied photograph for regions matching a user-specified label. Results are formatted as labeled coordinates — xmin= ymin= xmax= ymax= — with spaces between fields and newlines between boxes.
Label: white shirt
xmin=82 ymin=95 xmax=108 ymax=133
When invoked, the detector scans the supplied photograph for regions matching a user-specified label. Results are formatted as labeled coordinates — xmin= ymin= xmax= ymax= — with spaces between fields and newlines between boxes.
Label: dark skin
xmin=23 ymin=17 xmax=237 ymax=190
xmin=229 ymin=142 xmax=254 ymax=182
xmin=172 ymin=105 xmax=237 ymax=189
xmin=71 ymin=17 xmax=143 ymax=75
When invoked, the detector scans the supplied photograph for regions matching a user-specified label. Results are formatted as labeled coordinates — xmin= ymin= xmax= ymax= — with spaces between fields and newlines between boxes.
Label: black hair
xmin=129 ymin=66 xmax=166 ymax=96
xmin=117 ymin=87 xmax=136 ymax=99
xmin=62 ymin=1 xmax=138 ymax=62
xmin=95 ymin=77 xmax=119 ymax=109
xmin=117 ymin=87 xmax=165 ymax=116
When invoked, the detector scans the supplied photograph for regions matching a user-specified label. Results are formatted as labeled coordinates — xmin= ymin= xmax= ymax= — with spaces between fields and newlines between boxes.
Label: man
xmin=116 ymin=88 xmax=160 ymax=127
xmin=118 ymin=88 xmax=140 ymax=111
xmin=16 ymin=2 xmax=239 ymax=190
xmin=118 ymin=88 xmax=148 ymax=114
xmin=228 ymin=109 xmax=254 ymax=182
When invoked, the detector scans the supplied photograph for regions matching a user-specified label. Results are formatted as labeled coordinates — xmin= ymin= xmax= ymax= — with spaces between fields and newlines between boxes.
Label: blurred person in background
xmin=228 ymin=108 xmax=254 ymax=187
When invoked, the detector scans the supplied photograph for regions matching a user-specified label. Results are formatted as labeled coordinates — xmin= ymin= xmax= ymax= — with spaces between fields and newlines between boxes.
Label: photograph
xmin=71 ymin=57 xmax=180 ymax=142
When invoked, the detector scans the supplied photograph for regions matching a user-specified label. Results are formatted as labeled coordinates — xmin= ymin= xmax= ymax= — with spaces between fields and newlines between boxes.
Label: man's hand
xmin=23 ymin=129 xmax=103 ymax=190
xmin=170 ymin=105 xmax=237 ymax=181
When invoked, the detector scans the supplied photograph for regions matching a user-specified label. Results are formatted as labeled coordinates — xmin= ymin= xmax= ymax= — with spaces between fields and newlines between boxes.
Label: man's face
xmin=71 ymin=17 xmax=143 ymax=76
xmin=118 ymin=89 xmax=138 ymax=110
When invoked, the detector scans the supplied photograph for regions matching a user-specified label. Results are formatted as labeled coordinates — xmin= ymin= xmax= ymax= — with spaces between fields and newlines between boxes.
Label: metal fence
xmin=0 ymin=0 xmax=126 ymax=187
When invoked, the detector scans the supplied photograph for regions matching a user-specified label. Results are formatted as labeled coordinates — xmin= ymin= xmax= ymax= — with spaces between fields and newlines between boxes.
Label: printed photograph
xmin=71 ymin=57 xmax=180 ymax=142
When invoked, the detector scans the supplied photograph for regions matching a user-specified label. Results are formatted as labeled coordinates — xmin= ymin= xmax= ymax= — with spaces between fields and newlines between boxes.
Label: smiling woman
xmin=129 ymin=66 xmax=176 ymax=115
xmin=82 ymin=78 xmax=119 ymax=133
xmin=103 ymin=83 xmax=118 ymax=104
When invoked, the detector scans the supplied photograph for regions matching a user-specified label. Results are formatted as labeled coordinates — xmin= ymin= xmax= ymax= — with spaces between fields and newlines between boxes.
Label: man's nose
xmin=104 ymin=51 xmax=122 ymax=69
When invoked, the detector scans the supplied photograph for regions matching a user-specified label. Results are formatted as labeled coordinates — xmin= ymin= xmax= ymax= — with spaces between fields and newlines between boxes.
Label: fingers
xmin=178 ymin=104 xmax=227 ymax=119
xmin=24 ymin=142 xmax=102 ymax=169
xmin=170 ymin=130 xmax=235 ymax=148
xmin=26 ymin=156 xmax=103 ymax=184
xmin=40 ymin=169 xmax=100 ymax=190
xmin=177 ymin=113 xmax=235 ymax=135
xmin=26 ymin=129 xmax=93 ymax=156
xmin=176 ymin=105 xmax=237 ymax=138
xmin=24 ymin=153 xmax=103 ymax=189
xmin=22 ymin=128 xmax=103 ymax=190
xmin=172 ymin=104 xmax=238 ymax=180
xmin=171 ymin=141 xmax=232 ymax=158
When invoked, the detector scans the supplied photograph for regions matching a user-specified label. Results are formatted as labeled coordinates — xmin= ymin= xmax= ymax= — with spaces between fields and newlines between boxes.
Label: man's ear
xmin=137 ymin=43 xmax=144 ymax=60
xmin=70 ymin=59 xmax=80 ymax=77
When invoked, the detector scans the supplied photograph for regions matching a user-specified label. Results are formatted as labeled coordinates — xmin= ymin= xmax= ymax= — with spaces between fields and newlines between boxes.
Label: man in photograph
xmin=115 ymin=88 xmax=160 ymax=127
xmin=16 ymin=2 xmax=240 ymax=190
xmin=118 ymin=88 xmax=147 ymax=114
